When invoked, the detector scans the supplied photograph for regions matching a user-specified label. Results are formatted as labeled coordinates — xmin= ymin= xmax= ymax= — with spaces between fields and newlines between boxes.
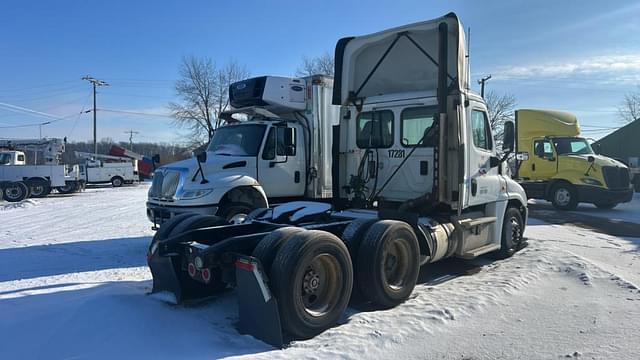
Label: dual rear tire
xmin=2 ymin=182 xmax=29 ymax=202
xmin=254 ymin=220 xmax=421 ymax=339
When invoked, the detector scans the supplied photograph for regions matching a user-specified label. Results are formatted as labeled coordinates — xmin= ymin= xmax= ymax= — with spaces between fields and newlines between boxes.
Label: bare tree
xmin=169 ymin=56 xmax=249 ymax=146
xmin=485 ymin=90 xmax=516 ymax=142
xmin=618 ymin=90 xmax=640 ymax=123
xmin=296 ymin=51 xmax=334 ymax=77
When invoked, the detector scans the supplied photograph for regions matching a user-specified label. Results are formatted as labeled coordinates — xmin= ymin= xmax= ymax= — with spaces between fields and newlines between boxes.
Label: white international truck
xmin=146 ymin=75 xmax=339 ymax=225
xmin=0 ymin=138 xmax=85 ymax=202
xmin=147 ymin=13 xmax=529 ymax=347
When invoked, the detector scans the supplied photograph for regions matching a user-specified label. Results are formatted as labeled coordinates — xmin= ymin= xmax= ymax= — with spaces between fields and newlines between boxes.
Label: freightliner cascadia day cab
xmin=514 ymin=109 xmax=633 ymax=210
xmin=146 ymin=75 xmax=339 ymax=225
xmin=147 ymin=13 xmax=528 ymax=347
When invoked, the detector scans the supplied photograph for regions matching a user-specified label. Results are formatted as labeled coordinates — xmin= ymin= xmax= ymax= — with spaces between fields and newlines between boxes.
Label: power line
xmin=98 ymin=108 xmax=173 ymax=118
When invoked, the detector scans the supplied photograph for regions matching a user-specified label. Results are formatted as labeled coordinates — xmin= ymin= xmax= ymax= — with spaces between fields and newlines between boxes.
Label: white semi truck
xmin=146 ymin=75 xmax=339 ymax=225
xmin=147 ymin=13 xmax=528 ymax=347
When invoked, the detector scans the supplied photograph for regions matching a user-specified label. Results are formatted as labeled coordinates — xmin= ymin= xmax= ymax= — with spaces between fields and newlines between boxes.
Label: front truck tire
xmin=496 ymin=207 xmax=525 ymax=259
xmin=550 ymin=183 xmax=578 ymax=210
xmin=2 ymin=182 xmax=29 ymax=202
xmin=218 ymin=202 xmax=255 ymax=224
xmin=270 ymin=230 xmax=353 ymax=339
xmin=357 ymin=220 xmax=420 ymax=308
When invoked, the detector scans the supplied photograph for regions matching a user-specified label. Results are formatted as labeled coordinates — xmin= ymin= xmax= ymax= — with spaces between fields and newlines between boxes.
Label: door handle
xmin=532 ymin=163 xmax=536 ymax=171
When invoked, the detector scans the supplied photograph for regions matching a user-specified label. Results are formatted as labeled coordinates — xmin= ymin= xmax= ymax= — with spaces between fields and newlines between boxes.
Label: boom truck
xmin=74 ymin=151 xmax=139 ymax=187
xmin=513 ymin=109 xmax=633 ymax=210
xmin=0 ymin=138 xmax=84 ymax=202
xmin=147 ymin=13 xmax=528 ymax=347
xmin=146 ymin=75 xmax=339 ymax=225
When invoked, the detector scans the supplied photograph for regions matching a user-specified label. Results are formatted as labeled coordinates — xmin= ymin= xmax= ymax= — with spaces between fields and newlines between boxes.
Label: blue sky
xmin=1 ymin=0 xmax=639 ymax=144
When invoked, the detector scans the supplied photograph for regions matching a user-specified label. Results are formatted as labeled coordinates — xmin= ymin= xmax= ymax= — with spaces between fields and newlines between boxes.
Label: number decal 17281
xmin=388 ymin=149 xmax=405 ymax=158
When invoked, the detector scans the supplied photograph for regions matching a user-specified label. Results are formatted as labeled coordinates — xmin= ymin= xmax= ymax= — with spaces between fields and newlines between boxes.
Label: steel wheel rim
xmin=5 ymin=185 xmax=23 ymax=200
xmin=31 ymin=185 xmax=44 ymax=196
xmin=509 ymin=217 xmax=522 ymax=246
xmin=299 ymin=253 xmax=342 ymax=317
xmin=228 ymin=213 xmax=248 ymax=224
xmin=555 ymin=188 xmax=571 ymax=206
xmin=113 ymin=179 xmax=122 ymax=186
xmin=382 ymin=237 xmax=411 ymax=291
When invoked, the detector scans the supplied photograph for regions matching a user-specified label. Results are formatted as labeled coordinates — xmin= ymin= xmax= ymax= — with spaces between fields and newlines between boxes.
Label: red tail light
xmin=201 ymin=268 xmax=211 ymax=283
xmin=188 ymin=263 xmax=196 ymax=277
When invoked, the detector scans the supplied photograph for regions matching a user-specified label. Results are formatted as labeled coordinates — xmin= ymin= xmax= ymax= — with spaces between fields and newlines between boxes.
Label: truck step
xmin=457 ymin=216 xmax=497 ymax=229
xmin=460 ymin=243 xmax=501 ymax=259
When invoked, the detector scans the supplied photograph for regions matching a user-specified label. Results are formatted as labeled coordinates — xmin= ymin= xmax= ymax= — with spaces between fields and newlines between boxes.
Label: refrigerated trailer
xmin=147 ymin=13 xmax=528 ymax=347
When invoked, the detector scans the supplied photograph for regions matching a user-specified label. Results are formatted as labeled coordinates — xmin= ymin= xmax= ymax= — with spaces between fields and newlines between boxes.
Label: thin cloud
xmin=489 ymin=54 xmax=640 ymax=85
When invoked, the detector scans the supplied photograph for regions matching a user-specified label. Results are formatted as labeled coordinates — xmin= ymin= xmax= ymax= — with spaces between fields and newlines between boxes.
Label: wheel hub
xmin=555 ymin=188 xmax=570 ymax=206
xmin=303 ymin=267 xmax=321 ymax=294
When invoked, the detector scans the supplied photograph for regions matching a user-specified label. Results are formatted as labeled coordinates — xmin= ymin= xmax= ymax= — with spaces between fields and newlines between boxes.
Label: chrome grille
xmin=602 ymin=166 xmax=630 ymax=189
xmin=149 ymin=170 xmax=181 ymax=199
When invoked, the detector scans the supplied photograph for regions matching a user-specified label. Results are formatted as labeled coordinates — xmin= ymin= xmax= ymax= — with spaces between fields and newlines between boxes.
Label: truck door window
xmin=0 ymin=153 xmax=10 ymax=165
xmin=401 ymin=106 xmax=437 ymax=147
xmin=356 ymin=110 xmax=394 ymax=148
xmin=534 ymin=140 xmax=554 ymax=158
xmin=262 ymin=127 xmax=295 ymax=160
xmin=471 ymin=110 xmax=493 ymax=151
xmin=17 ymin=154 xmax=25 ymax=162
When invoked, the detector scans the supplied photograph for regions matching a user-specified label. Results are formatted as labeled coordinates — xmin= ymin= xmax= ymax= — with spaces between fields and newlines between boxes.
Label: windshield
xmin=207 ymin=124 xmax=266 ymax=156
xmin=552 ymin=137 xmax=594 ymax=155
xmin=0 ymin=153 xmax=11 ymax=165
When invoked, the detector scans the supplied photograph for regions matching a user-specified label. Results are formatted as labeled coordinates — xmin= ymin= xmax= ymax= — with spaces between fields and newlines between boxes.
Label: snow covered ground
xmin=1 ymin=185 xmax=639 ymax=359
xmin=530 ymin=193 xmax=640 ymax=225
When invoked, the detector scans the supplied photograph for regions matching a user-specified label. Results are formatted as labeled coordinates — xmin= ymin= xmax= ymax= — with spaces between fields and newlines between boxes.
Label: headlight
xmin=581 ymin=178 xmax=603 ymax=186
xmin=179 ymin=189 xmax=213 ymax=200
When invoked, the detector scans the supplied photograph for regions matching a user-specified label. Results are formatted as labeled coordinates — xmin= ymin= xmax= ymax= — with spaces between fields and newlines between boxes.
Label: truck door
xmin=529 ymin=138 xmax=557 ymax=180
xmin=257 ymin=125 xmax=305 ymax=198
xmin=467 ymin=107 xmax=501 ymax=207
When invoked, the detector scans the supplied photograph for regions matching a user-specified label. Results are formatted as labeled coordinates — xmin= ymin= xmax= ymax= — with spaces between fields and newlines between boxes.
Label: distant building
xmin=593 ymin=118 xmax=640 ymax=166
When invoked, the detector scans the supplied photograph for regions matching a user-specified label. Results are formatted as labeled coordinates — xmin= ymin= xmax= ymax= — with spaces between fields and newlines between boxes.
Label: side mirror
xmin=502 ymin=121 xmax=515 ymax=154
xmin=490 ymin=156 xmax=500 ymax=168
xmin=152 ymin=154 xmax=160 ymax=164
xmin=588 ymin=155 xmax=595 ymax=163
xmin=196 ymin=151 xmax=207 ymax=163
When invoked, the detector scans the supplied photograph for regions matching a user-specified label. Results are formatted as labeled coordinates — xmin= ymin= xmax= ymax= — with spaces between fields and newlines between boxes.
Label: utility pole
xmin=82 ymin=76 xmax=109 ymax=155
xmin=478 ymin=75 xmax=491 ymax=98
xmin=124 ymin=129 xmax=139 ymax=151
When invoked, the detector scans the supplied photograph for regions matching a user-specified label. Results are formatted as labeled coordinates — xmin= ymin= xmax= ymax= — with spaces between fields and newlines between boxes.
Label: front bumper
xmin=146 ymin=201 xmax=218 ymax=224
xmin=576 ymin=186 xmax=634 ymax=205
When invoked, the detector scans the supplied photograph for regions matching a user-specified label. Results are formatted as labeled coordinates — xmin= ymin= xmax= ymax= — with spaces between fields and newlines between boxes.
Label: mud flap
xmin=235 ymin=256 xmax=283 ymax=348
xmin=148 ymin=251 xmax=184 ymax=303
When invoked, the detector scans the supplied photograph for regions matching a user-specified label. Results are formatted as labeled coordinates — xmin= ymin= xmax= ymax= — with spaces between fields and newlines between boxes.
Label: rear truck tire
xmin=3 ymin=182 xmax=29 ymax=202
xmin=252 ymin=227 xmax=305 ymax=276
xmin=270 ymin=230 xmax=353 ymax=339
xmin=550 ymin=183 xmax=578 ymax=210
xmin=595 ymin=202 xmax=617 ymax=209
xmin=55 ymin=183 xmax=76 ymax=194
xmin=111 ymin=176 xmax=124 ymax=187
xmin=357 ymin=220 xmax=420 ymax=308
xmin=496 ymin=207 xmax=525 ymax=259
xmin=218 ymin=202 xmax=255 ymax=224
xmin=341 ymin=219 xmax=376 ymax=303
xmin=29 ymin=181 xmax=50 ymax=198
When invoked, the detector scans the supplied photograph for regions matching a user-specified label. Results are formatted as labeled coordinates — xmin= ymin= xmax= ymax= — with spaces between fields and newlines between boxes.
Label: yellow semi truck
xmin=514 ymin=109 xmax=633 ymax=210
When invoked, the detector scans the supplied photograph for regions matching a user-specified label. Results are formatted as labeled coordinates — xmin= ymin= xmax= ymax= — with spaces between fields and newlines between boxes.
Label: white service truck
xmin=147 ymin=13 xmax=529 ymax=347
xmin=75 ymin=151 xmax=139 ymax=187
xmin=146 ymin=75 xmax=339 ymax=225
xmin=1 ymin=138 xmax=85 ymax=201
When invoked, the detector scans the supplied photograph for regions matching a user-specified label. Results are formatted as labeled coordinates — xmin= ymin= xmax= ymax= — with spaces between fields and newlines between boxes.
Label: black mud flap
xmin=235 ymin=256 xmax=283 ymax=348
xmin=148 ymin=251 xmax=184 ymax=303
